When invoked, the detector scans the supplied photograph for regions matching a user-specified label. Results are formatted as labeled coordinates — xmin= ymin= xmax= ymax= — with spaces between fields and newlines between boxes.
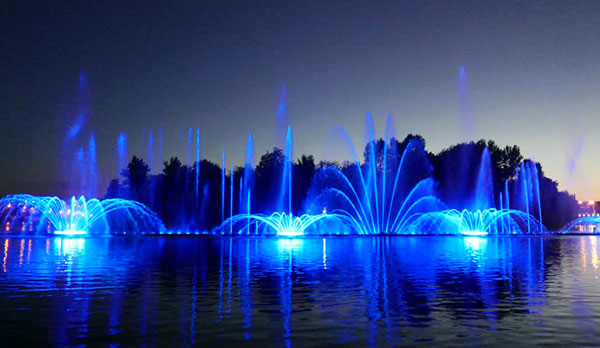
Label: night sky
xmin=2 ymin=1 xmax=600 ymax=199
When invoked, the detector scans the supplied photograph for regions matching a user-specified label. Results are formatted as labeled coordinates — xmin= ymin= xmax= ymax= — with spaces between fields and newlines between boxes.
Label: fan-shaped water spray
xmin=560 ymin=216 xmax=600 ymax=234
xmin=217 ymin=212 xmax=334 ymax=236
xmin=215 ymin=126 xmax=334 ymax=236
xmin=410 ymin=208 xmax=547 ymax=235
xmin=306 ymin=115 xmax=443 ymax=235
xmin=0 ymin=194 xmax=165 ymax=235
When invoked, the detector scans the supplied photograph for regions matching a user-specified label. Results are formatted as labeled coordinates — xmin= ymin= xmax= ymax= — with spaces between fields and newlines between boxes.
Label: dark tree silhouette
xmin=536 ymin=163 xmax=577 ymax=230
xmin=104 ymin=179 xmax=121 ymax=199
xmin=431 ymin=140 xmax=523 ymax=209
xmin=122 ymin=156 xmax=151 ymax=204
xmin=103 ymin=136 xmax=578 ymax=232
xmin=485 ymin=141 xmax=523 ymax=194
xmin=255 ymin=148 xmax=286 ymax=213
xmin=293 ymin=155 xmax=315 ymax=212
xmin=158 ymin=157 xmax=186 ymax=228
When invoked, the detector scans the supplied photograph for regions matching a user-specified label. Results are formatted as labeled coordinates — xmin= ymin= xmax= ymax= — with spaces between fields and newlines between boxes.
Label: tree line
xmin=105 ymin=135 xmax=578 ymax=231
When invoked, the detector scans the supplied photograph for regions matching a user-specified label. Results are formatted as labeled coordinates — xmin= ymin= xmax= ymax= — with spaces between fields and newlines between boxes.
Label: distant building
xmin=577 ymin=200 xmax=599 ymax=217
xmin=573 ymin=200 xmax=600 ymax=233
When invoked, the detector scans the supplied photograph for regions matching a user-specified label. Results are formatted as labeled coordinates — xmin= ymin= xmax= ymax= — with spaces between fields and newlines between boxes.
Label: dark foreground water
xmin=0 ymin=236 xmax=599 ymax=347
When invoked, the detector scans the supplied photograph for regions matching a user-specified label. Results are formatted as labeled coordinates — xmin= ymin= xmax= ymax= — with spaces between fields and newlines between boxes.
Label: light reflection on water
xmin=0 ymin=236 xmax=599 ymax=346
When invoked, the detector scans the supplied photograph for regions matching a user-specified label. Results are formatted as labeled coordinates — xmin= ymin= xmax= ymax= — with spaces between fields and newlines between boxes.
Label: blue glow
xmin=561 ymin=216 xmax=600 ymax=234
xmin=242 ymin=132 xmax=254 ymax=216
xmin=218 ymin=212 xmax=334 ymax=236
xmin=88 ymin=132 xmax=98 ymax=197
xmin=0 ymin=194 xmax=165 ymax=235
xmin=307 ymin=114 xmax=442 ymax=235
xmin=463 ymin=236 xmax=488 ymax=254
xmin=54 ymin=230 xmax=88 ymax=236
xmin=472 ymin=147 xmax=494 ymax=210
xmin=412 ymin=208 xmax=546 ymax=235
xmin=116 ymin=132 xmax=128 ymax=178
xmin=221 ymin=149 xmax=226 ymax=223
xmin=54 ymin=237 xmax=86 ymax=255
xmin=195 ymin=128 xmax=200 ymax=211
xmin=67 ymin=117 xmax=84 ymax=139
xmin=513 ymin=160 xmax=544 ymax=232
xmin=278 ymin=126 xmax=293 ymax=214
xmin=460 ymin=230 xmax=489 ymax=236
xmin=9 ymin=108 xmax=563 ymax=237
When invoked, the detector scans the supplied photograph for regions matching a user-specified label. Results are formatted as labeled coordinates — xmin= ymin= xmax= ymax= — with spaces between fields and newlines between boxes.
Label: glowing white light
xmin=460 ymin=230 xmax=489 ymax=236
xmin=53 ymin=230 xmax=88 ymax=236
xmin=277 ymin=228 xmax=304 ymax=237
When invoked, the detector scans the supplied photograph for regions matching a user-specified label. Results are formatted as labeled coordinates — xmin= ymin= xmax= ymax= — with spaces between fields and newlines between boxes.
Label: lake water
xmin=0 ymin=235 xmax=599 ymax=347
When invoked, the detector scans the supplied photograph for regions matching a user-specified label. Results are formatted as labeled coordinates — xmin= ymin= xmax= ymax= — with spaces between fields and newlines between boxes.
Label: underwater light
xmin=53 ymin=230 xmax=88 ymax=236
xmin=277 ymin=228 xmax=304 ymax=237
xmin=460 ymin=230 xmax=489 ymax=236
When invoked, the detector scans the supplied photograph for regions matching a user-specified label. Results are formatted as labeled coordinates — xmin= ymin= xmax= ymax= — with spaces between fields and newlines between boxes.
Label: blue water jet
xmin=195 ymin=128 xmax=201 ymax=218
xmin=410 ymin=208 xmax=546 ymax=235
xmin=561 ymin=216 xmax=600 ymax=234
xmin=230 ymin=162 xmax=234 ymax=234
xmin=147 ymin=130 xmax=154 ymax=173
xmin=513 ymin=160 xmax=543 ymax=232
xmin=306 ymin=114 xmax=442 ymax=235
xmin=116 ymin=132 xmax=128 ymax=179
xmin=88 ymin=132 xmax=99 ymax=198
xmin=241 ymin=133 xmax=254 ymax=217
xmin=278 ymin=127 xmax=293 ymax=214
xmin=218 ymin=212 xmax=333 ymax=237
xmin=221 ymin=150 xmax=226 ymax=223
xmin=217 ymin=125 xmax=331 ymax=236
xmin=0 ymin=194 xmax=165 ymax=235
xmin=472 ymin=147 xmax=494 ymax=210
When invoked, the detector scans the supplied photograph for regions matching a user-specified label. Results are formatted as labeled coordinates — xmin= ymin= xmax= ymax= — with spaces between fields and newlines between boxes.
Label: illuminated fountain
xmin=504 ymin=160 xmax=544 ymax=233
xmin=305 ymin=115 xmax=442 ymax=234
xmin=216 ymin=126 xmax=331 ymax=236
xmin=4 ymin=71 xmax=554 ymax=237
xmin=410 ymin=208 xmax=545 ymax=235
xmin=0 ymin=194 xmax=165 ymax=235
xmin=410 ymin=148 xmax=547 ymax=235
xmin=560 ymin=216 xmax=600 ymax=234
xmin=221 ymin=212 xmax=333 ymax=237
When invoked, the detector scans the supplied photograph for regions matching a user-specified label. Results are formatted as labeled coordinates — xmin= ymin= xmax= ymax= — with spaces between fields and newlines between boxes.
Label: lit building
xmin=577 ymin=200 xmax=599 ymax=217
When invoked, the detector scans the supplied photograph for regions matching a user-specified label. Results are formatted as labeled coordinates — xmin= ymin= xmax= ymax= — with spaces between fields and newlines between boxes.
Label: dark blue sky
xmin=2 ymin=1 xmax=600 ymax=198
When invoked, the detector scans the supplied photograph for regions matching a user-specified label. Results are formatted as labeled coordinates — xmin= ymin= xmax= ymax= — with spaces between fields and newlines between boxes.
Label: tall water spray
xmin=147 ymin=130 xmax=155 ymax=208
xmin=88 ymin=132 xmax=99 ymax=198
xmin=63 ymin=70 xmax=91 ymax=197
xmin=217 ymin=124 xmax=333 ymax=236
xmin=116 ymin=132 xmax=128 ymax=180
xmin=241 ymin=133 xmax=254 ymax=216
xmin=195 ymin=128 xmax=201 ymax=217
xmin=278 ymin=127 xmax=293 ymax=214
xmin=411 ymin=150 xmax=547 ymax=235
xmin=158 ymin=128 xmax=163 ymax=172
xmin=230 ymin=162 xmax=234 ymax=234
xmin=221 ymin=150 xmax=226 ymax=223
xmin=147 ymin=130 xmax=155 ymax=173
xmin=472 ymin=147 xmax=494 ymax=210
xmin=306 ymin=114 xmax=441 ymax=234
xmin=513 ymin=160 xmax=543 ymax=232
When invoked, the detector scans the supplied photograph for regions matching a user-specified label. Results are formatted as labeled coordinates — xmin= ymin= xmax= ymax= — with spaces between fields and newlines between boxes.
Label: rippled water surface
xmin=1 ymin=236 xmax=599 ymax=347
